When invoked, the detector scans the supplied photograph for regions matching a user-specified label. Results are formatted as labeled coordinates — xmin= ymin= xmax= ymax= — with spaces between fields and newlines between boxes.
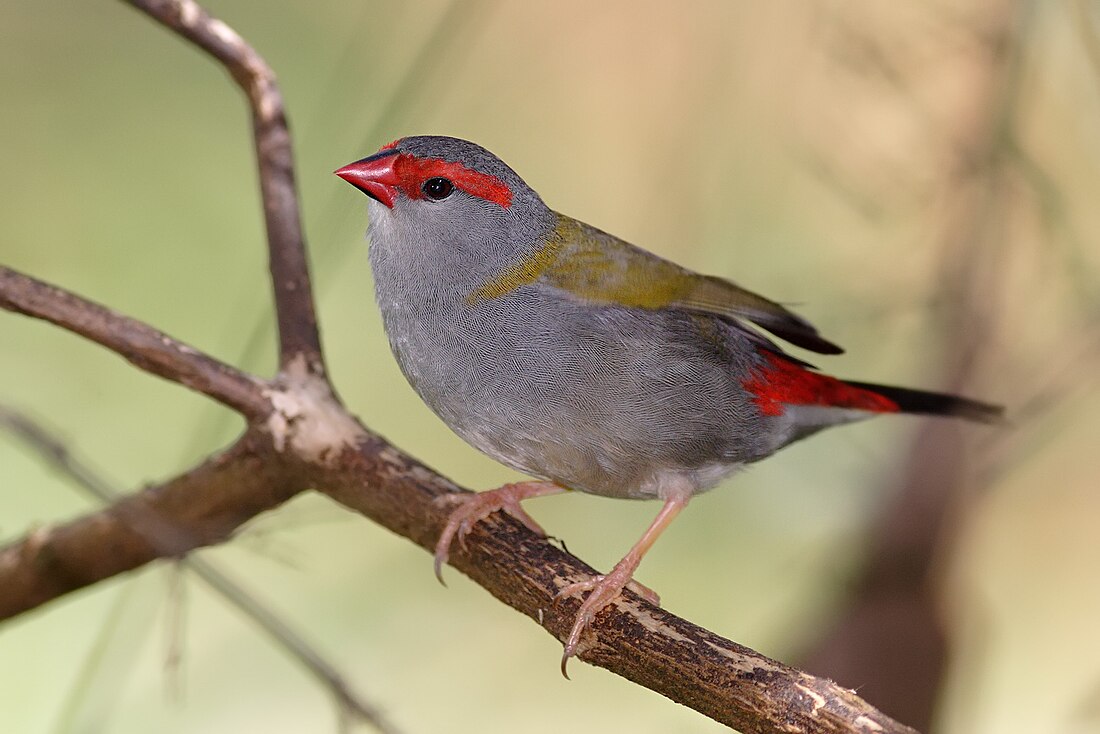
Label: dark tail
xmin=843 ymin=381 xmax=1004 ymax=424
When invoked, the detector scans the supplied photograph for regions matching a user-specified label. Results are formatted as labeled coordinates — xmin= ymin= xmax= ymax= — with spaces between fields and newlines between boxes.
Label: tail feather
xmin=743 ymin=350 xmax=1003 ymax=423
xmin=842 ymin=380 xmax=1004 ymax=424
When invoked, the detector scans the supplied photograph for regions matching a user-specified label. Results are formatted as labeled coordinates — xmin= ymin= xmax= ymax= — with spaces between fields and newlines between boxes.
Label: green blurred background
xmin=2 ymin=1 xmax=1098 ymax=732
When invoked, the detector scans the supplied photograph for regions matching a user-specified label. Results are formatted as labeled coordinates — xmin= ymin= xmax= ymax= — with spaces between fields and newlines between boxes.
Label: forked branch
xmin=0 ymin=1 xmax=923 ymax=732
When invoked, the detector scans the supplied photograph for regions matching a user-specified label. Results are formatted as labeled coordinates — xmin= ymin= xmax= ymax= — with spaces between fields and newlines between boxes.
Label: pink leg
xmin=433 ymin=481 xmax=565 ymax=582
xmin=556 ymin=491 xmax=690 ymax=677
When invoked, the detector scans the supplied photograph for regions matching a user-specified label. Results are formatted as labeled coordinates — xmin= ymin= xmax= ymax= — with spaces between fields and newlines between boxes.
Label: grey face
xmin=346 ymin=136 xmax=557 ymax=295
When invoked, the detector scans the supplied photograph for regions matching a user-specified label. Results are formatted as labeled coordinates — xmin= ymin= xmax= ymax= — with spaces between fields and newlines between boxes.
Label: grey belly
xmin=381 ymin=286 xmax=764 ymax=499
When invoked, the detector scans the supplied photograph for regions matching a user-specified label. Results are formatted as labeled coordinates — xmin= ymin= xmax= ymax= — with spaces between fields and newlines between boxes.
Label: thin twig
xmin=0 ymin=266 xmax=270 ymax=421
xmin=0 ymin=405 xmax=399 ymax=734
xmin=122 ymin=0 xmax=325 ymax=376
xmin=50 ymin=579 xmax=151 ymax=733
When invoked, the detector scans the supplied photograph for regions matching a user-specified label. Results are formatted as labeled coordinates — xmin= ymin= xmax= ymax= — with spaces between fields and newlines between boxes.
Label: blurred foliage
xmin=1 ymin=1 xmax=1098 ymax=733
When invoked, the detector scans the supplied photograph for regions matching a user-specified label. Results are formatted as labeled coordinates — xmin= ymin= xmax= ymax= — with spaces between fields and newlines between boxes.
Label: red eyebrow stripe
xmin=392 ymin=153 xmax=513 ymax=209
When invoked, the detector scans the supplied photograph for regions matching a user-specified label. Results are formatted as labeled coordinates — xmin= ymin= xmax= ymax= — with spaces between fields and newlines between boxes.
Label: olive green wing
xmin=488 ymin=214 xmax=843 ymax=355
xmin=664 ymin=270 xmax=843 ymax=354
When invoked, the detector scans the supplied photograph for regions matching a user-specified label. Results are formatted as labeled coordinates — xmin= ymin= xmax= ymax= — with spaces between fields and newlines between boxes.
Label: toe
xmin=556 ymin=575 xmax=601 ymax=600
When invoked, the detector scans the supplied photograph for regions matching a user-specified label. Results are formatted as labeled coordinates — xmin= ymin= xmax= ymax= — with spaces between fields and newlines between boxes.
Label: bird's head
xmin=336 ymin=136 xmax=555 ymax=276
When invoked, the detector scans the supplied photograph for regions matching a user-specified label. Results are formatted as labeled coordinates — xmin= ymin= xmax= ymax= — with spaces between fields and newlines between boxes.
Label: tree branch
xmin=0 ymin=409 xmax=919 ymax=734
xmin=122 ymin=0 xmax=324 ymax=375
xmin=0 ymin=1 xmax=929 ymax=731
xmin=318 ymin=438 xmax=919 ymax=734
xmin=0 ymin=430 xmax=298 ymax=619
xmin=0 ymin=406 xmax=398 ymax=734
xmin=0 ymin=266 xmax=270 ymax=421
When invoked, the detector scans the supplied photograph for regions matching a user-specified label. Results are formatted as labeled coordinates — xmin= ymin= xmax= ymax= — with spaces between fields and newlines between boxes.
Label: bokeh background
xmin=2 ymin=1 xmax=1099 ymax=732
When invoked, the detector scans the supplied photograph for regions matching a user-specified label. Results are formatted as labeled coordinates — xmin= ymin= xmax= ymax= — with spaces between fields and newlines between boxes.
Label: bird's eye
xmin=422 ymin=177 xmax=454 ymax=201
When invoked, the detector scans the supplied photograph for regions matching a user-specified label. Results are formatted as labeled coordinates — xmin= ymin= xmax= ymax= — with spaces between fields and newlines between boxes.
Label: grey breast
xmin=379 ymin=270 xmax=768 ymax=498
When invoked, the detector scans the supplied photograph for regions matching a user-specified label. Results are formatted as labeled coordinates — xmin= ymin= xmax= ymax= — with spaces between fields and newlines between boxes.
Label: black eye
xmin=422 ymin=177 xmax=454 ymax=200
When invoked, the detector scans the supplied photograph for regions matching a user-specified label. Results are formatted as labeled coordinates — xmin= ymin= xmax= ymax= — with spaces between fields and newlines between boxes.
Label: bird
xmin=335 ymin=135 xmax=1002 ymax=674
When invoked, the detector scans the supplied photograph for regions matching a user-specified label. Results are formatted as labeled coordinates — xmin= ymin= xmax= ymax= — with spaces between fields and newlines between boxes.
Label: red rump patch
xmin=393 ymin=153 xmax=513 ymax=209
xmin=743 ymin=351 xmax=899 ymax=417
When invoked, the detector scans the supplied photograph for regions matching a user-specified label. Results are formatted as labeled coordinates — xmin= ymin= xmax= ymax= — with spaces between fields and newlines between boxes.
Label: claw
xmin=553 ymin=491 xmax=690 ymax=677
xmin=433 ymin=547 xmax=449 ymax=586
xmin=556 ymin=571 xmax=656 ymax=676
xmin=431 ymin=482 xmax=565 ymax=582
xmin=557 ymin=571 xmax=628 ymax=677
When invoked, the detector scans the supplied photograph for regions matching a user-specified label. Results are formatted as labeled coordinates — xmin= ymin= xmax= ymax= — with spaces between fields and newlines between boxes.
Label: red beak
xmin=335 ymin=151 xmax=401 ymax=208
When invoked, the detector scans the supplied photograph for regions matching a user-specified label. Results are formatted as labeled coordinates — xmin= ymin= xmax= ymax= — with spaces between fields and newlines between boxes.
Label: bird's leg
xmin=555 ymin=491 xmax=690 ymax=677
xmin=433 ymin=481 xmax=565 ymax=582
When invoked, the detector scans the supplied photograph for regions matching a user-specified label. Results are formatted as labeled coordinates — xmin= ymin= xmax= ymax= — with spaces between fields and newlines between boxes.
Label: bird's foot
xmin=432 ymin=481 xmax=563 ymax=582
xmin=555 ymin=555 xmax=657 ymax=677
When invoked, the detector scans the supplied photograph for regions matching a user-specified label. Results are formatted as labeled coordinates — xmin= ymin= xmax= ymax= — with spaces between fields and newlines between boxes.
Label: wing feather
xmin=529 ymin=214 xmax=843 ymax=355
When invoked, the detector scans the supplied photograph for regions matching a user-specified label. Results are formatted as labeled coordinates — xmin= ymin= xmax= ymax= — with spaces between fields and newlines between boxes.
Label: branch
xmin=0 ymin=430 xmax=298 ymax=619
xmin=0 ymin=1 xmax=928 ymax=730
xmin=0 ymin=410 xmax=918 ymax=734
xmin=317 ymin=438 xmax=920 ymax=734
xmin=0 ymin=406 xmax=398 ymax=734
xmin=0 ymin=258 xmax=917 ymax=730
xmin=123 ymin=0 xmax=324 ymax=375
xmin=0 ymin=266 xmax=270 ymax=421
